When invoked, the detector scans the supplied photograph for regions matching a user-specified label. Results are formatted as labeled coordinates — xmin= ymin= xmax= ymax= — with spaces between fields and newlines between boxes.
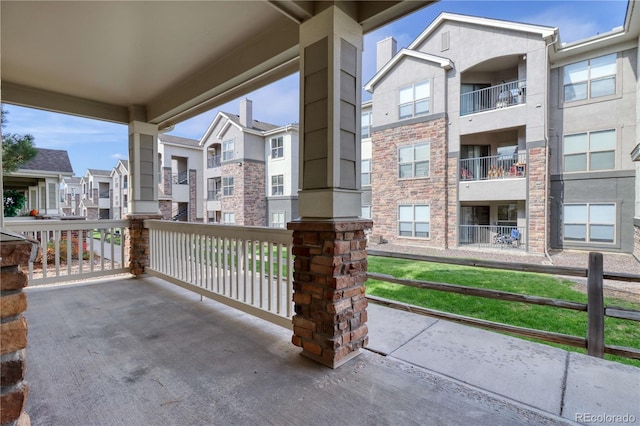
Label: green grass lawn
xmin=366 ymin=256 xmax=640 ymax=367
xmin=91 ymin=231 xmax=122 ymax=246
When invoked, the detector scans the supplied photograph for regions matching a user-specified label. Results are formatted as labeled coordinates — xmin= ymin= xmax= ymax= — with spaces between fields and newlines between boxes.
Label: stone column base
xmin=287 ymin=219 xmax=372 ymax=369
xmin=125 ymin=214 xmax=162 ymax=276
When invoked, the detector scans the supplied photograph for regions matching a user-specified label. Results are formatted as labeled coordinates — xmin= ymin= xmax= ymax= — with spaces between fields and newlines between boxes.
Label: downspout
xmin=543 ymin=34 xmax=559 ymax=264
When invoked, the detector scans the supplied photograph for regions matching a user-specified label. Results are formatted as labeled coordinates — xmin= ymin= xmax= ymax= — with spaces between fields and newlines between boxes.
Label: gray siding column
xmin=128 ymin=121 xmax=159 ymax=214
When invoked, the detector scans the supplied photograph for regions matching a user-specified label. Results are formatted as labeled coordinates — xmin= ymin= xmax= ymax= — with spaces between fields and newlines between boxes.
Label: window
xmin=123 ymin=176 xmax=128 ymax=189
xmin=271 ymin=175 xmax=284 ymax=196
xmin=271 ymin=137 xmax=284 ymax=159
xmin=564 ymin=53 xmax=616 ymax=102
xmin=564 ymin=203 xmax=615 ymax=243
xmin=398 ymin=143 xmax=430 ymax=178
xmin=361 ymin=159 xmax=371 ymax=186
xmin=399 ymin=81 xmax=430 ymax=119
xmin=497 ymin=204 xmax=517 ymax=227
xmin=398 ymin=204 xmax=430 ymax=238
xmin=361 ymin=111 xmax=372 ymax=139
xmin=564 ymin=129 xmax=615 ymax=172
xmin=361 ymin=205 xmax=372 ymax=219
xmin=271 ymin=212 xmax=285 ymax=228
xmin=223 ymin=212 xmax=235 ymax=224
xmin=222 ymin=139 xmax=234 ymax=161
xmin=222 ymin=176 xmax=234 ymax=196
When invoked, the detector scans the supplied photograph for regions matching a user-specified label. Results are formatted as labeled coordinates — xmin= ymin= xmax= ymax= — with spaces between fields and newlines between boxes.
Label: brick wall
xmin=527 ymin=147 xmax=548 ymax=254
xmin=371 ymin=117 xmax=449 ymax=247
xmin=189 ymin=169 xmax=197 ymax=222
xmin=243 ymin=161 xmax=266 ymax=226
xmin=446 ymin=156 xmax=458 ymax=248
xmin=634 ymin=223 xmax=640 ymax=262
xmin=222 ymin=163 xmax=245 ymax=224
xmin=163 ymin=167 xmax=172 ymax=196
xmin=159 ymin=200 xmax=172 ymax=221
xmin=1 ymin=239 xmax=35 ymax=425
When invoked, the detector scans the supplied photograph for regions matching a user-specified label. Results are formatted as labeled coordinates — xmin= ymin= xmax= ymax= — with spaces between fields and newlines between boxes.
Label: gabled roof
xmin=87 ymin=169 xmax=112 ymax=177
xmin=200 ymin=111 xmax=280 ymax=145
xmin=19 ymin=148 xmax=74 ymax=174
xmin=408 ymin=12 xmax=556 ymax=51
xmin=159 ymin=134 xmax=201 ymax=148
xmin=365 ymin=49 xmax=453 ymax=92
xmin=64 ymin=177 xmax=82 ymax=185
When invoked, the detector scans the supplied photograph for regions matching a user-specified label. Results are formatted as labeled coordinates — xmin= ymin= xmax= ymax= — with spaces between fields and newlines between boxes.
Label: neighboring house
xmin=80 ymin=169 xmax=112 ymax=219
xmin=158 ymin=135 xmax=203 ymax=222
xmin=60 ymin=176 xmax=82 ymax=216
xmin=200 ymin=99 xmax=299 ymax=226
xmin=3 ymin=148 xmax=74 ymax=217
xmin=111 ymin=159 xmax=129 ymax=220
xmin=361 ymin=100 xmax=373 ymax=220
xmin=364 ymin=12 xmax=637 ymax=254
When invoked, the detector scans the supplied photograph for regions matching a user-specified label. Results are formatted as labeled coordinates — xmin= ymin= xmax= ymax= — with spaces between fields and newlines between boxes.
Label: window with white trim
xmin=361 ymin=111 xmax=372 ymax=139
xmin=223 ymin=212 xmax=235 ymax=224
xmin=222 ymin=139 xmax=234 ymax=161
xmin=563 ymin=203 xmax=615 ymax=243
xmin=361 ymin=159 xmax=371 ymax=186
xmin=398 ymin=143 xmax=430 ymax=179
xmin=564 ymin=53 xmax=616 ymax=102
xmin=399 ymin=81 xmax=430 ymax=119
xmin=222 ymin=176 xmax=234 ymax=196
xmin=563 ymin=129 xmax=615 ymax=172
xmin=398 ymin=204 xmax=430 ymax=238
xmin=271 ymin=175 xmax=284 ymax=196
xmin=361 ymin=205 xmax=372 ymax=219
xmin=271 ymin=212 xmax=285 ymax=228
xmin=270 ymin=137 xmax=284 ymax=159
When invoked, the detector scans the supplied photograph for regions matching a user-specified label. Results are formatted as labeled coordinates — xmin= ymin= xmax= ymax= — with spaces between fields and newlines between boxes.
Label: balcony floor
xmin=24 ymin=277 xmax=638 ymax=425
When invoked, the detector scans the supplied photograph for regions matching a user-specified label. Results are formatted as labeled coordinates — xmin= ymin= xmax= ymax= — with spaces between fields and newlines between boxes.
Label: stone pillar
xmin=288 ymin=219 xmax=371 ymax=368
xmin=1 ymin=236 xmax=37 ymax=426
xmin=527 ymin=146 xmax=548 ymax=253
xmin=289 ymin=6 xmax=370 ymax=368
xmin=125 ymin=214 xmax=161 ymax=277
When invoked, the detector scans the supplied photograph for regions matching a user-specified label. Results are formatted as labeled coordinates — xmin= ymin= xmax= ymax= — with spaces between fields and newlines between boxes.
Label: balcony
xmin=459 ymin=153 xmax=527 ymax=201
xmin=459 ymin=225 xmax=526 ymax=251
xmin=207 ymin=155 xmax=221 ymax=169
xmin=4 ymin=219 xmax=637 ymax=424
xmin=172 ymin=170 xmax=189 ymax=185
xmin=461 ymin=80 xmax=526 ymax=116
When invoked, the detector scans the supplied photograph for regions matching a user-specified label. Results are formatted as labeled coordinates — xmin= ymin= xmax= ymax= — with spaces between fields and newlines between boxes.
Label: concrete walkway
xmin=24 ymin=277 xmax=639 ymax=425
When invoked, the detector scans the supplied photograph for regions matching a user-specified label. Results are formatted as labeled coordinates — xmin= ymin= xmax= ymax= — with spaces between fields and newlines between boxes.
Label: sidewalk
xmin=367 ymin=303 xmax=640 ymax=424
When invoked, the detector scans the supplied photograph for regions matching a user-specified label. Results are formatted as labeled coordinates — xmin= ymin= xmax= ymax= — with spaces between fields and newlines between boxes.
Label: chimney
xmin=240 ymin=98 xmax=253 ymax=128
xmin=376 ymin=37 xmax=397 ymax=71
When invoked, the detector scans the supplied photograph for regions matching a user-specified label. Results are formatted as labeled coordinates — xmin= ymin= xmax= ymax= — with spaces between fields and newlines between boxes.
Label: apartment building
xmin=158 ymin=135 xmax=203 ymax=222
xmin=111 ymin=160 xmax=128 ymax=220
xmin=364 ymin=12 xmax=638 ymax=255
xmin=60 ymin=177 xmax=82 ymax=216
xmin=80 ymin=169 xmax=112 ymax=219
xmin=200 ymin=99 xmax=299 ymax=227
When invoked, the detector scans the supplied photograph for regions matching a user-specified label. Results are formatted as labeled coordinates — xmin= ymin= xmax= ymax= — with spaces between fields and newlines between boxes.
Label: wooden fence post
xmin=587 ymin=252 xmax=605 ymax=358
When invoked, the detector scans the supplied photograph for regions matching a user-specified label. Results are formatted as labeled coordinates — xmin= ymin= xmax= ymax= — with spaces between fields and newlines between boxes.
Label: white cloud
xmin=111 ymin=153 xmax=125 ymax=160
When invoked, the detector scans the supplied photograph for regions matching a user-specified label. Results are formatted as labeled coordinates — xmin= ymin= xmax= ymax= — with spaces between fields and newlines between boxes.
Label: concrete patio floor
xmin=24 ymin=276 xmax=639 ymax=425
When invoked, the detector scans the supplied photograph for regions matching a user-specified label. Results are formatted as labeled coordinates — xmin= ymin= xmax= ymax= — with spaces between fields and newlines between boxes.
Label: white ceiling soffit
xmin=1 ymin=1 xmax=436 ymax=128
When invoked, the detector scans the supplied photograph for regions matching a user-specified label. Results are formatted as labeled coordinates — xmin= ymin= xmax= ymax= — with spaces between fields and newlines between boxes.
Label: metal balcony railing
xmin=459 ymin=225 xmax=525 ymax=250
xmin=460 ymin=152 xmax=527 ymax=181
xmin=460 ymin=79 xmax=526 ymax=116
xmin=99 ymin=191 xmax=110 ymax=199
xmin=172 ymin=170 xmax=189 ymax=185
xmin=207 ymin=155 xmax=221 ymax=168
xmin=207 ymin=190 xmax=222 ymax=201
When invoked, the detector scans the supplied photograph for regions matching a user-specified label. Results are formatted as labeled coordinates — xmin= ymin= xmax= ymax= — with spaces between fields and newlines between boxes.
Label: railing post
xmin=587 ymin=252 xmax=605 ymax=358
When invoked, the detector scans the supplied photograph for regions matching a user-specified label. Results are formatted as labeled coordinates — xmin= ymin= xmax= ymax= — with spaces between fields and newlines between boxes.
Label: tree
xmin=2 ymin=107 xmax=37 ymax=173
xmin=3 ymin=189 xmax=26 ymax=217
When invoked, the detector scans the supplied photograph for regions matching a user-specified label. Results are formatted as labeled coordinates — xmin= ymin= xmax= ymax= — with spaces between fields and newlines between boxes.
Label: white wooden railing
xmin=145 ymin=220 xmax=294 ymax=329
xmin=5 ymin=219 xmax=130 ymax=285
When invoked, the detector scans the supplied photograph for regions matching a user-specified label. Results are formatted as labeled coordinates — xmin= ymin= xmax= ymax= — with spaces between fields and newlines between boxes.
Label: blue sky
xmin=2 ymin=0 xmax=629 ymax=174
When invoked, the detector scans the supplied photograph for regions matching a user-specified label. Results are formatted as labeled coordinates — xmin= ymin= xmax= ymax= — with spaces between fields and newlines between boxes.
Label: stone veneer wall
xmin=126 ymin=214 xmax=162 ymax=276
xmin=159 ymin=200 xmax=172 ymax=221
xmin=189 ymin=169 xmax=197 ymax=222
xmin=527 ymin=146 xmax=548 ymax=254
xmin=287 ymin=220 xmax=372 ymax=368
xmin=1 ymin=239 xmax=35 ymax=426
xmin=634 ymin=222 xmax=640 ymax=262
xmin=446 ymin=156 xmax=458 ymax=248
xmin=243 ymin=161 xmax=266 ymax=226
xmin=371 ymin=117 xmax=448 ymax=247
xmin=222 ymin=162 xmax=245 ymax=224
xmin=163 ymin=167 xmax=172 ymax=196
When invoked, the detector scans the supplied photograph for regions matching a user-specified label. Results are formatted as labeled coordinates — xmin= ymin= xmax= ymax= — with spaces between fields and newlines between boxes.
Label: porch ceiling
xmin=1 ymin=1 xmax=435 ymax=129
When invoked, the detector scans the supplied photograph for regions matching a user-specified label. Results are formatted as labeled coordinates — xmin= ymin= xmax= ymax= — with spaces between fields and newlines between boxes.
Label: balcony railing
xmin=459 ymin=225 xmax=525 ymax=250
xmin=207 ymin=190 xmax=222 ymax=201
xmin=5 ymin=219 xmax=130 ymax=285
xmin=145 ymin=220 xmax=294 ymax=328
xmin=207 ymin=155 xmax=221 ymax=168
xmin=461 ymin=79 xmax=526 ymax=116
xmin=99 ymin=190 xmax=110 ymax=198
xmin=460 ymin=152 xmax=527 ymax=181
xmin=172 ymin=170 xmax=189 ymax=185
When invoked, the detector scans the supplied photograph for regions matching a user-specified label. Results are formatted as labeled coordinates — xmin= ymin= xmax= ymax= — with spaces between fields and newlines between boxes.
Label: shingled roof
xmin=87 ymin=169 xmax=112 ymax=177
xmin=224 ymin=113 xmax=279 ymax=132
xmin=20 ymin=148 xmax=74 ymax=174
xmin=159 ymin=134 xmax=200 ymax=147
